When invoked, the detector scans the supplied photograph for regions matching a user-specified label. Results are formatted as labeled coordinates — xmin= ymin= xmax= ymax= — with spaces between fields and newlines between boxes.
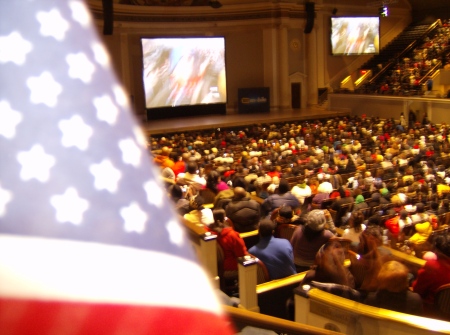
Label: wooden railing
xmin=237 ymin=255 xmax=306 ymax=312
xmin=295 ymin=287 xmax=450 ymax=335
xmin=224 ymin=305 xmax=344 ymax=335
xmin=182 ymin=217 xmax=219 ymax=287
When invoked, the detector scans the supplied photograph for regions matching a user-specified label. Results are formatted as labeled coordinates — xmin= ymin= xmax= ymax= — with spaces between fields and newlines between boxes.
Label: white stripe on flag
xmin=0 ymin=234 xmax=222 ymax=315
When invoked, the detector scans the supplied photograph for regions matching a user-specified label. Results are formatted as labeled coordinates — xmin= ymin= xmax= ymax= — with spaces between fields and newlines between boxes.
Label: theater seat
xmin=435 ymin=283 xmax=450 ymax=321
xmin=217 ymin=243 xmax=238 ymax=295
xmin=255 ymin=258 xmax=270 ymax=284
xmin=275 ymin=223 xmax=298 ymax=241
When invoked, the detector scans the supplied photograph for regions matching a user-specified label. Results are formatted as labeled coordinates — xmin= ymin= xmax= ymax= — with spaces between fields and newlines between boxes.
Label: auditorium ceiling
xmin=113 ymin=0 xmax=448 ymax=10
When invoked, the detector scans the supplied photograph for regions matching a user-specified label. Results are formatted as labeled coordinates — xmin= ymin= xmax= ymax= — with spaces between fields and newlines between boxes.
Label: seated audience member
xmin=408 ymin=219 xmax=433 ymax=245
xmin=274 ymin=205 xmax=302 ymax=226
xmin=427 ymin=201 xmax=439 ymax=216
xmin=153 ymin=146 xmax=175 ymax=170
xmin=261 ymin=179 xmax=300 ymax=217
xmin=291 ymin=176 xmax=312 ymax=204
xmin=171 ymin=151 xmax=187 ymax=176
xmin=411 ymin=202 xmax=429 ymax=224
xmin=352 ymin=226 xmax=392 ymax=292
xmin=205 ymin=170 xmax=229 ymax=195
xmin=311 ymin=186 xmax=330 ymax=206
xmin=168 ymin=184 xmax=190 ymax=215
xmin=184 ymin=195 xmax=214 ymax=226
xmin=437 ymin=198 xmax=450 ymax=215
xmin=225 ymin=187 xmax=261 ymax=233
xmin=301 ymin=240 xmax=355 ymax=288
xmin=209 ymin=209 xmax=248 ymax=272
xmin=177 ymin=161 xmax=206 ymax=190
xmin=249 ymin=219 xmax=297 ymax=280
xmin=398 ymin=209 xmax=412 ymax=231
xmin=160 ymin=166 xmax=176 ymax=187
xmin=364 ymin=261 xmax=423 ymax=316
xmin=331 ymin=187 xmax=354 ymax=226
xmin=353 ymin=194 xmax=368 ymax=213
xmin=291 ymin=210 xmax=335 ymax=272
xmin=367 ymin=192 xmax=381 ymax=208
xmin=412 ymin=234 xmax=450 ymax=311
xmin=387 ymin=193 xmax=406 ymax=216
xmin=342 ymin=211 xmax=366 ymax=246
xmin=213 ymin=176 xmax=248 ymax=209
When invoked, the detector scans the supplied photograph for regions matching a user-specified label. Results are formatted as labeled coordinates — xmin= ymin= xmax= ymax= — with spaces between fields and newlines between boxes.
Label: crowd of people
xmin=358 ymin=20 xmax=450 ymax=96
xmin=151 ymin=113 xmax=450 ymax=320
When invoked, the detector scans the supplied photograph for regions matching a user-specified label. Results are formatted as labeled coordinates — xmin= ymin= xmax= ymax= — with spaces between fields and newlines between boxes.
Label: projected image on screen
xmin=141 ymin=37 xmax=227 ymax=109
xmin=331 ymin=17 xmax=380 ymax=56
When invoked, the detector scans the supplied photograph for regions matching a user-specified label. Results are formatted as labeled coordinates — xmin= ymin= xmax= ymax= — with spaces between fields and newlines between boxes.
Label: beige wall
xmin=89 ymin=0 xmax=413 ymax=120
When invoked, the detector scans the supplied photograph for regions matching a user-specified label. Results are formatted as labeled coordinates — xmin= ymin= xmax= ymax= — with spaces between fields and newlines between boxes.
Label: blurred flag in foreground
xmin=0 ymin=1 xmax=233 ymax=334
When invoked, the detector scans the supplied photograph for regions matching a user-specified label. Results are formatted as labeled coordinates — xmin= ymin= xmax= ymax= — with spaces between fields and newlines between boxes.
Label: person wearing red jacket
xmin=209 ymin=209 xmax=248 ymax=271
xmin=412 ymin=234 xmax=450 ymax=315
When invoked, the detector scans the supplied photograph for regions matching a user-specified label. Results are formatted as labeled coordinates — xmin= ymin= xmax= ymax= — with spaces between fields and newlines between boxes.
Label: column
xmin=305 ymin=27 xmax=318 ymax=105
xmin=278 ymin=24 xmax=290 ymax=111
xmin=237 ymin=255 xmax=259 ymax=312
xmin=263 ymin=27 xmax=279 ymax=111
xmin=199 ymin=233 xmax=219 ymax=289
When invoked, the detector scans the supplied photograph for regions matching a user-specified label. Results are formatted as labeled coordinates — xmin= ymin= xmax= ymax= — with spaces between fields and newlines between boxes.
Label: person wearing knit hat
xmin=353 ymin=194 xmax=368 ymax=213
xmin=290 ymin=209 xmax=335 ymax=272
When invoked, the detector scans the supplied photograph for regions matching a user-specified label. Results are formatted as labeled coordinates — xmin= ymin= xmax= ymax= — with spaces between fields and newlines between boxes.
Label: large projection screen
xmin=331 ymin=17 xmax=380 ymax=56
xmin=141 ymin=37 xmax=227 ymax=112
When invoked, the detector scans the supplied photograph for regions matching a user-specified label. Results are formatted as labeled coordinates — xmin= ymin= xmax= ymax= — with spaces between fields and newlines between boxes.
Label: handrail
xmin=239 ymin=230 xmax=259 ymax=239
xmin=379 ymin=246 xmax=426 ymax=268
xmin=418 ymin=61 xmax=442 ymax=85
xmin=182 ymin=216 xmax=207 ymax=236
xmin=256 ymin=271 xmax=307 ymax=294
xmin=304 ymin=288 xmax=450 ymax=334
xmin=223 ymin=305 xmax=344 ymax=335
xmin=368 ymin=20 xmax=442 ymax=86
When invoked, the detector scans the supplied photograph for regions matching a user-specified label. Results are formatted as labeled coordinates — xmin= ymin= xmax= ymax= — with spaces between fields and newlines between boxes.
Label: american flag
xmin=0 ymin=1 xmax=233 ymax=334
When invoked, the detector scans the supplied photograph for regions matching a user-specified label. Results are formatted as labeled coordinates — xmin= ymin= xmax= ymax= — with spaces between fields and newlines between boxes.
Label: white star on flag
xmin=0 ymin=100 xmax=23 ymax=139
xmin=113 ymin=85 xmax=128 ymax=107
xmin=50 ymin=187 xmax=89 ymax=225
xmin=121 ymin=202 xmax=148 ymax=233
xmin=119 ymin=138 xmax=142 ymax=167
xmin=66 ymin=52 xmax=95 ymax=83
xmin=89 ymin=159 xmax=122 ymax=193
xmin=165 ymin=220 xmax=184 ymax=247
xmin=0 ymin=32 xmax=32 ymax=65
xmin=0 ymin=2 xmax=234 ymax=334
xmin=144 ymin=180 xmax=164 ymax=208
xmin=91 ymin=42 xmax=110 ymax=68
xmin=69 ymin=1 xmax=91 ymax=27
xmin=59 ymin=115 xmax=93 ymax=150
xmin=133 ymin=126 xmax=147 ymax=148
xmin=0 ymin=185 xmax=12 ymax=217
xmin=37 ymin=9 xmax=70 ymax=41
xmin=17 ymin=144 xmax=55 ymax=182
xmin=94 ymin=94 xmax=119 ymax=125
xmin=27 ymin=72 xmax=62 ymax=107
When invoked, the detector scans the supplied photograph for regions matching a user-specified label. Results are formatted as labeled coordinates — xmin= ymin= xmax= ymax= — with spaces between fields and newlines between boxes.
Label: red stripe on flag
xmin=0 ymin=298 xmax=236 ymax=335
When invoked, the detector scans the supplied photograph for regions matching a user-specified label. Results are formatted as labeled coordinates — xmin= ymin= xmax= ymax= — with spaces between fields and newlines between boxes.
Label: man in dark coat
xmin=225 ymin=187 xmax=261 ymax=233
